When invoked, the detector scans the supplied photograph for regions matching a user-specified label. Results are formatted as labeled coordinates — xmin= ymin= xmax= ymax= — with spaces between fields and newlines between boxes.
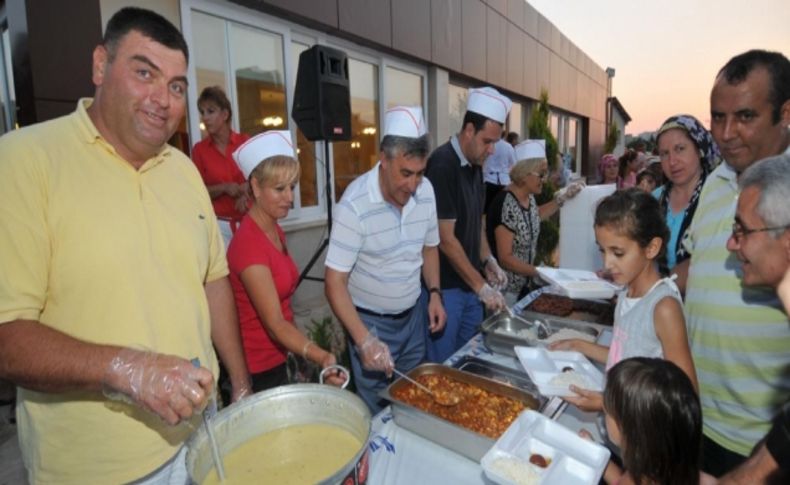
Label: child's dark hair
xmin=604 ymin=357 xmax=701 ymax=485
xmin=594 ymin=188 xmax=669 ymax=275
xmin=635 ymin=170 xmax=657 ymax=188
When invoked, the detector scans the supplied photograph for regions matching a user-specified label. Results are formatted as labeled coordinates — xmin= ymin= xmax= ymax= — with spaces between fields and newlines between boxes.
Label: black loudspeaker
xmin=292 ymin=45 xmax=351 ymax=141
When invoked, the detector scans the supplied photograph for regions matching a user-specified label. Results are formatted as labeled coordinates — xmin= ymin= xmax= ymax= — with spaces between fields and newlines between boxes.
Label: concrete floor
xmin=0 ymin=295 xmax=339 ymax=483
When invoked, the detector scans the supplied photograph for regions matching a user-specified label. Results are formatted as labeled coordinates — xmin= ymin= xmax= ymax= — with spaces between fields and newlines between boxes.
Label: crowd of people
xmin=0 ymin=5 xmax=788 ymax=484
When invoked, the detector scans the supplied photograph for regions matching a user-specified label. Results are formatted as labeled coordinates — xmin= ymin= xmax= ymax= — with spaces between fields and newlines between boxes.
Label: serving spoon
xmin=392 ymin=368 xmax=461 ymax=406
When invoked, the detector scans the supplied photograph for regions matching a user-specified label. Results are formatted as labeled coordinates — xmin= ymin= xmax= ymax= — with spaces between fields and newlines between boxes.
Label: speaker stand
xmin=297 ymin=140 xmax=333 ymax=287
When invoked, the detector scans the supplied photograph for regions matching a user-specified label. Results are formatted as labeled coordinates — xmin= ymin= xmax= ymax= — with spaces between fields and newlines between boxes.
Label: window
xmin=332 ymin=58 xmax=379 ymax=199
xmin=567 ymin=118 xmax=579 ymax=173
xmin=448 ymin=83 xmax=468 ymax=136
xmin=0 ymin=26 xmax=15 ymax=134
xmin=229 ymin=23 xmax=287 ymax=136
xmin=509 ymin=101 xmax=523 ymax=140
xmin=192 ymin=12 xmax=228 ymax=108
xmin=385 ymin=66 xmax=423 ymax=109
xmin=185 ymin=4 xmax=427 ymax=221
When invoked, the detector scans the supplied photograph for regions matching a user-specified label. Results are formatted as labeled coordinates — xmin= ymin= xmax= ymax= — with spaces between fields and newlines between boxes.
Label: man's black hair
xmin=461 ymin=110 xmax=502 ymax=134
xmin=718 ymin=50 xmax=790 ymax=124
xmin=103 ymin=7 xmax=189 ymax=64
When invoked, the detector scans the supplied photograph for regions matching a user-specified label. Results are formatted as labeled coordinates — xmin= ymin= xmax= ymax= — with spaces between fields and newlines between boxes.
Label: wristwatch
xmin=428 ymin=287 xmax=443 ymax=303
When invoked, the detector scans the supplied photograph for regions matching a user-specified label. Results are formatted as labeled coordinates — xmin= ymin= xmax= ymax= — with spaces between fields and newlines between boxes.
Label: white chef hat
xmin=233 ymin=130 xmax=295 ymax=179
xmin=466 ymin=87 xmax=512 ymax=124
xmin=515 ymin=139 xmax=546 ymax=161
xmin=383 ymin=106 xmax=427 ymax=138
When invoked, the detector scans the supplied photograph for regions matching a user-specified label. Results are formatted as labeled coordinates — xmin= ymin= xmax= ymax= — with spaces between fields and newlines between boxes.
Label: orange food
xmin=391 ymin=373 xmax=531 ymax=439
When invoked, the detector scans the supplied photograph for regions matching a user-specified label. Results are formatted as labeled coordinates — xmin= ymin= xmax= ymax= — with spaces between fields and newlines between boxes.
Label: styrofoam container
xmin=514 ymin=347 xmax=604 ymax=397
xmin=535 ymin=267 xmax=619 ymax=300
xmin=481 ymin=410 xmax=610 ymax=485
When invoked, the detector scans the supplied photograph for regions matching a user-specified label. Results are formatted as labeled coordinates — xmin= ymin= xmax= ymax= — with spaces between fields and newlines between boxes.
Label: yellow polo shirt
xmin=0 ymin=99 xmax=226 ymax=484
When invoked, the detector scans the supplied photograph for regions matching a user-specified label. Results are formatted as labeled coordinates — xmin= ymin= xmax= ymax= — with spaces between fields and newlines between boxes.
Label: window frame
xmin=181 ymin=0 xmax=428 ymax=226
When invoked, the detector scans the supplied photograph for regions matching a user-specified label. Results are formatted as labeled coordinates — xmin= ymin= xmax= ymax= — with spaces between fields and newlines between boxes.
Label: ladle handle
xmin=391 ymin=368 xmax=434 ymax=396
xmin=320 ymin=364 xmax=351 ymax=389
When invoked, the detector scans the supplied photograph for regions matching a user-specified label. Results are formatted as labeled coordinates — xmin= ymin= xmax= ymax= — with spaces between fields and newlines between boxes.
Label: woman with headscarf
xmin=191 ymin=86 xmax=250 ymax=246
xmin=653 ymin=114 xmax=722 ymax=269
xmin=598 ymin=153 xmax=619 ymax=185
xmin=228 ymin=131 xmax=345 ymax=392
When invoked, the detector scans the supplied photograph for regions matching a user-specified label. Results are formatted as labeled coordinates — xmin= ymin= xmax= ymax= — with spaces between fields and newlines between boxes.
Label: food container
xmin=379 ymin=363 xmax=553 ymax=462
xmin=515 ymin=347 xmax=604 ymax=397
xmin=186 ymin=384 xmax=371 ymax=484
xmin=535 ymin=267 xmax=619 ymax=300
xmin=481 ymin=410 xmax=610 ymax=484
xmin=481 ymin=312 xmax=600 ymax=357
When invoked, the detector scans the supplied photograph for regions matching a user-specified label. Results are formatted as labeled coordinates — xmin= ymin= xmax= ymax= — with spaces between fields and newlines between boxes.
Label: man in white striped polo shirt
xmin=326 ymin=106 xmax=446 ymax=413
xmin=680 ymin=50 xmax=790 ymax=477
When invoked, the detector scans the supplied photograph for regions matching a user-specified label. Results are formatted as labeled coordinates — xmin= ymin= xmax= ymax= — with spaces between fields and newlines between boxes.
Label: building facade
xmin=2 ymin=0 xmax=611 ymax=303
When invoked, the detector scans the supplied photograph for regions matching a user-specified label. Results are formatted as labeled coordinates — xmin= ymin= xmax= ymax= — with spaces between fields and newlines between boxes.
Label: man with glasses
xmin=680 ymin=50 xmax=790 ymax=477
xmin=719 ymin=153 xmax=790 ymax=484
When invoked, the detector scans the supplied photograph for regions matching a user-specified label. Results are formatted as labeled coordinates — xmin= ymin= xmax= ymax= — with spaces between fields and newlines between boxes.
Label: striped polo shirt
xmin=684 ymin=153 xmax=790 ymax=455
xmin=326 ymin=162 xmax=439 ymax=313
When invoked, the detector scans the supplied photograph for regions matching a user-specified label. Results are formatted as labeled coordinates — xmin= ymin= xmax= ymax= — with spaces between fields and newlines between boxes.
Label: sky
xmin=527 ymin=0 xmax=790 ymax=136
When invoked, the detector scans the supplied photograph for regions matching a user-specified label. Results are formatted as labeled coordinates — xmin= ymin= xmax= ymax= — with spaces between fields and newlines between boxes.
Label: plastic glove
xmin=477 ymin=283 xmax=507 ymax=311
xmin=103 ymin=349 xmax=214 ymax=425
xmin=484 ymin=256 xmax=508 ymax=290
xmin=555 ymin=181 xmax=586 ymax=206
xmin=357 ymin=333 xmax=394 ymax=376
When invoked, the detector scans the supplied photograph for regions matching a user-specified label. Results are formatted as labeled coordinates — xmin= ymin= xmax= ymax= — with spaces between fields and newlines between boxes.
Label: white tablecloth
xmin=367 ymin=332 xmax=612 ymax=484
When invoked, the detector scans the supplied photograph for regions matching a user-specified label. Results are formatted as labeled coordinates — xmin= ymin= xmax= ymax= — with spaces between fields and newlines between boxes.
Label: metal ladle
xmin=392 ymin=368 xmax=461 ymax=406
xmin=191 ymin=358 xmax=225 ymax=481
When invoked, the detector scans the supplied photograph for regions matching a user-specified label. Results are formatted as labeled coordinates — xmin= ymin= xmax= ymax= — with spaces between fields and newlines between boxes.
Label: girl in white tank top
xmin=549 ymin=189 xmax=698 ymax=412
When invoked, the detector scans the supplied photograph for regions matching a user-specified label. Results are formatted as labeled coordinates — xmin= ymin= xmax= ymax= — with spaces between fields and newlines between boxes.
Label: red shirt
xmin=191 ymin=131 xmax=250 ymax=219
xmin=227 ymin=215 xmax=299 ymax=373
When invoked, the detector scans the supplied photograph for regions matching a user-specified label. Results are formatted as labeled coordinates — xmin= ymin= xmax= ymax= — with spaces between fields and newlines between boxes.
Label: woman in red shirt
xmin=227 ymin=130 xmax=344 ymax=391
xmin=191 ymin=86 xmax=250 ymax=245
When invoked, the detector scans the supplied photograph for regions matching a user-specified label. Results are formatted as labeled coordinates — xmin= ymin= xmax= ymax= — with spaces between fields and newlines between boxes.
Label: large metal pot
xmin=186 ymin=383 xmax=371 ymax=484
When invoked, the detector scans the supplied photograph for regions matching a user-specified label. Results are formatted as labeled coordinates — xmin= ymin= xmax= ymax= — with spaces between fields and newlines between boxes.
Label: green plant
xmin=527 ymin=89 xmax=559 ymax=171
xmin=604 ymin=122 xmax=620 ymax=154
xmin=528 ymin=90 xmax=560 ymax=266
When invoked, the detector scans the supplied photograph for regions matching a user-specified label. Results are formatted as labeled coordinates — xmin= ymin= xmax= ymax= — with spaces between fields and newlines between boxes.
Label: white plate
xmin=535 ymin=267 xmax=619 ymax=300
xmin=514 ymin=347 xmax=604 ymax=397
xmin=481 ymin=410 xmax=610 ymax=485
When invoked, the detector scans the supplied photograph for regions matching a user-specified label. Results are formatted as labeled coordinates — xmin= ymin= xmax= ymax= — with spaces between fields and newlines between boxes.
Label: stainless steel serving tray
xmin=379 ymin=363 xmax=550 ymax=462
xmin=481 ymin=312 xmax=601 ymax=358
xmin=451 ymin=355 xmax=566 ymax=420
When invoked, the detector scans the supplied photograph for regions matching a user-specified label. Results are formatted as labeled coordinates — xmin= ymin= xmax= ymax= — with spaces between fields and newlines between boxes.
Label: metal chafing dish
xmin=481 ymin=311 xmax=601 ymax=358
xmin=379 ymin=363 xmax=563 ymax=462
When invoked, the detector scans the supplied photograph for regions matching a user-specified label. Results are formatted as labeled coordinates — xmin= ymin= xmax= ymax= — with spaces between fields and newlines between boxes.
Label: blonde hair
xmin=249 ymin=155 xmax=300 ymax=187
xmin=510 ymin=158 xmax=546 ymax=184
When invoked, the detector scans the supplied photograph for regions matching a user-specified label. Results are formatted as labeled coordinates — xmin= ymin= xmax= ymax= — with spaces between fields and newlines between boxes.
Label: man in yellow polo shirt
xmin=0 ymin=7 xmax=250 ymax=484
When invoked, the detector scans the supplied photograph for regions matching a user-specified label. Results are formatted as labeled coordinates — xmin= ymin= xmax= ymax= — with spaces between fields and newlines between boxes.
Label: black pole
xmin=297 ymin=140 xmax=333 ymax=286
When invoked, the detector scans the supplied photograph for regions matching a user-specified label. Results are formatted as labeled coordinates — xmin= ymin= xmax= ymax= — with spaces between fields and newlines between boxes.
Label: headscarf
xmin=655 ymin=114 xmax=723 ymax=266
xmin=598 ymin=153 xmax=618 ymax=183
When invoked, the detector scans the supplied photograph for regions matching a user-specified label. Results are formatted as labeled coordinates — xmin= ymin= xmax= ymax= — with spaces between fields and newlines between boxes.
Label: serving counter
xmin=367 ymin=328 xmax=613 ymax=484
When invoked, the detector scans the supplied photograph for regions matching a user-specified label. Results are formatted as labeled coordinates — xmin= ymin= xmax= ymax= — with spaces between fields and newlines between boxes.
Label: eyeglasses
xmin=731 ymin=220 xmax=790 ymax=243
xmin=529 ymin=172 xmax=548 ymax=180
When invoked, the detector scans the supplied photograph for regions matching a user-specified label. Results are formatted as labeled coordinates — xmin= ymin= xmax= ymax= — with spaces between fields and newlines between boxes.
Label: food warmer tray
xmin=480 ymin=312 xmax=600 ymax=358
xmin=379 ymin=363 xmax=558 ymax=462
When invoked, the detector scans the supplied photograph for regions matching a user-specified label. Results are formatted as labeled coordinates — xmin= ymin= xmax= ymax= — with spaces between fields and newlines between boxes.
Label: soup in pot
xmin=203 ymin=423 xmax=362 ymax=485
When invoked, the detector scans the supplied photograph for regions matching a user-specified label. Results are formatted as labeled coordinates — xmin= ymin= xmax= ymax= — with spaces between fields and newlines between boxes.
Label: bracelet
xmin=428 ymin=287 xmax=443 ymax=303
xmin=302 ymin=341 xmax=314 ymax=359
